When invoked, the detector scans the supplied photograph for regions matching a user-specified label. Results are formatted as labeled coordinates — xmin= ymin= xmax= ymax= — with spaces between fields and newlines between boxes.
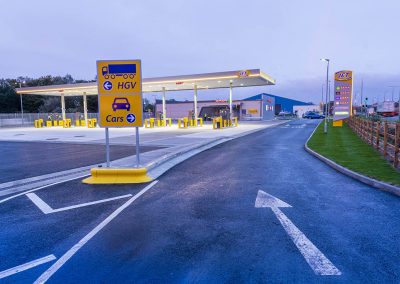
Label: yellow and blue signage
xmin=333 ymin=70 xmax=353 ymax=125
xmin=97 ymin=60 xmax=141 ymax=95
xmin=97 ymin=60 xmax=143 ymax=127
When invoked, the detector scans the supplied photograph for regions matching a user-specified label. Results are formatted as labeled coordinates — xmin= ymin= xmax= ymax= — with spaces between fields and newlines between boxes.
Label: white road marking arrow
xmin=26 ymin=193 xmax=132 ymax=214
xmin=255 ymin=190 xmax=341 ymax=276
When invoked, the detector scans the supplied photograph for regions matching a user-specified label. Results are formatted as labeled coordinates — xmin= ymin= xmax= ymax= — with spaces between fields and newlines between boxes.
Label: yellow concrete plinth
xmin=82 ymin=168 xmax=153 ymax=184
xmin=333 ymin=120 xmax=343 ymax=127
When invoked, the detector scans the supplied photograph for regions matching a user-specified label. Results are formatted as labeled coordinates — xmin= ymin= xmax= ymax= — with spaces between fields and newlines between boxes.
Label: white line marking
xmin=34 ymin=180 xmax=159 ymax=284
xmin=0 ymin=255 xmax=56 ymax=279
xmin=26 ymin=193 xmax=132 ymax=214
xmin=51 ymin=194 xmax=133 ymax=213
xmin=271 ymin=207 xmax=341 ymax=275
xmin=0 ymin=174 xmax=89 ymax=205
xmin=255 ymin=190 xmax=341 ymax=275
xmin=26 ymin=193 xmax=54 ymax=214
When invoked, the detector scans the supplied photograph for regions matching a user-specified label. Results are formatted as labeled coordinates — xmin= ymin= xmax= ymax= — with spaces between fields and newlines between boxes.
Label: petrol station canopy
xmin=16 ymin=69 xmax=275 ymax=96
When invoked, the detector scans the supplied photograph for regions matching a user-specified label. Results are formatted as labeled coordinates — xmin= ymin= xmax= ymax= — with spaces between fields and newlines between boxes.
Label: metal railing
xmin=348 ymin=116 xmax=400 ymax=168
xmin=0 ymin=113 xmax=99 ymax=128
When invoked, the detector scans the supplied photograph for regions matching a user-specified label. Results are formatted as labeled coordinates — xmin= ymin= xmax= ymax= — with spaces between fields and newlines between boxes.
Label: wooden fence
xmin=348 ymin=117 xmax=400 ymax=168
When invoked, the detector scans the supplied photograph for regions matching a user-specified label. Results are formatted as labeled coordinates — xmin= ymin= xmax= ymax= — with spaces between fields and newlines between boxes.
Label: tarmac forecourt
xmin=2 ymin=119 xmax=399 ymax=282
xmin=0 ymin=120 xmax=287 ymax=282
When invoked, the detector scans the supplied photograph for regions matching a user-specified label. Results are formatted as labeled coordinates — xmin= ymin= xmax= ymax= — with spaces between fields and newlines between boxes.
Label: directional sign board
xmin=97 ymin=60 xmax=141 ymax=95
xmin=333 ymin=70 xmax=353 ymax=126
xmin=96 ymin=60 xmax=143 ymax=127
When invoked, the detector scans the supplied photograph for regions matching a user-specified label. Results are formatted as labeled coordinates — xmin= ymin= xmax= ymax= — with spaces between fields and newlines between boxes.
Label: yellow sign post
xmin=96 ymin=59 xmax=143 ymax=168
xmin=97 ymin=60 xmax=143 ymax=127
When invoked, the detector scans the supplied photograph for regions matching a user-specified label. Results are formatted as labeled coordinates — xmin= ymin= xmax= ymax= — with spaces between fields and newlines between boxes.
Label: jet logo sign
xmin=334 ymin=70 xmax=352 ymax=81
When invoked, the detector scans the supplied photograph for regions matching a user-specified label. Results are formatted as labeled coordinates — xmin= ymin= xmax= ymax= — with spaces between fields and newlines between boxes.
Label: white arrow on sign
xmin=103 ymin=81 xmax=112 ymax=90
xmin=255 ymin=190 xmax=341 ymax=275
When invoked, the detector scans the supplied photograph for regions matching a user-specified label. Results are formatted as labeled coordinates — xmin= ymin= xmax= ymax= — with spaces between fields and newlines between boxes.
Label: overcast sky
xmin=1 ymin=0 xmax=399 ymax=103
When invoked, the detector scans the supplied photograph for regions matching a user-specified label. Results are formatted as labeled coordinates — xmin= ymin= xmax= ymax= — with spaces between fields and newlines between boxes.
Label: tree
xmin=37 ymin=97 xmax=61 ymax=113
xmin=0 ymin=75 xmax=100 ymax=113
xmin=0 ymin=80 xmax=19 ymax=113
xmin=143 ymin=98 xmax=154 ymax=112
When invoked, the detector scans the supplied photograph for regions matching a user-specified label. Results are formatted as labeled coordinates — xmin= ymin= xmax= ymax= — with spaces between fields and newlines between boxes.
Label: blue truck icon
xmin=102 ymin=64 xmax=137 ymax=79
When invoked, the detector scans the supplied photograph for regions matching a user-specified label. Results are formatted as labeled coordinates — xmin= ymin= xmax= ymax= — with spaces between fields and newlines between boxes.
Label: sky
xmin=1 ymin=0 xmax=399 ymax=104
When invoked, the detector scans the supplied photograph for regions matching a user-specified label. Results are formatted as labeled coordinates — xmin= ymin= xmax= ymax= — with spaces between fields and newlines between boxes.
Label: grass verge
xmin=307 ymin=121 xmax=400 ymax=186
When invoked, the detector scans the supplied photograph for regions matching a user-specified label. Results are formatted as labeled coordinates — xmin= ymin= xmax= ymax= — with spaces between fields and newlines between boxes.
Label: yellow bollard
xmin=63 ymin=119 xmax=71 ymax=128
xmin=213 ymin=116 xmax=223 ymax=129
xmin=92 ymin=118 xmax=97 ymax=127
xmin=75 ymin=120 xmax=80 ymax=127
xmin=80 ymin=120 xmax=86 ymax=127
xmin=58 ymin=120 xmax=64 ymax=127
xmin=46 ymin=121 xmax=52 ymax=127
xmin=233 ymin=117 xmax=238 ymax=127
xmin=179 ymin=118 xmax=189 ymax=128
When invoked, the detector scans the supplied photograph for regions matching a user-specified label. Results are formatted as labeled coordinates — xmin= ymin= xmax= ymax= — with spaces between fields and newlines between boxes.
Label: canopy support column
xmin=162 ymin=87 xmax=166 ymax=123
xmin=61 ymin=94 xmax=66 ymax=120
xmin=229 ymin=82 xmax=233 ymax=119
xmin=194 ymin=84 xmax=198 ymax=120
xmin=83 ymin=94 xmax=88 ymax=124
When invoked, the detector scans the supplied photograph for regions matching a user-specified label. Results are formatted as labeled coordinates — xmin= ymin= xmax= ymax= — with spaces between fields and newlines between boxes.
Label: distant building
xmin=244 ymin=93 xmax=313 ymax=114
xmin=155 ymin=93 xmax=312 ymax=120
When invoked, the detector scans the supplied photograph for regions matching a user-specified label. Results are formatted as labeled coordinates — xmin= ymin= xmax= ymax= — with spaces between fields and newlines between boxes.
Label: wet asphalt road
xmin=1 ymin=119 xmax=400 ymax=283
xmin=0 ymin=142 xmax=161 ymax=183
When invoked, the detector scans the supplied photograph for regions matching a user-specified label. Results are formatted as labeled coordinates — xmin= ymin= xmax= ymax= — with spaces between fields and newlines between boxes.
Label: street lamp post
xmin=16 ymin=80 xmax=26 ymax=126
xmin=320 ymin=58 xmax=330 ymax=134
xmin=328 ymin=80 xmax=331 ymax=121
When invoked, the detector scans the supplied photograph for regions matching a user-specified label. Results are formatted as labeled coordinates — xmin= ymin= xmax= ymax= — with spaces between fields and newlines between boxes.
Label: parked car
xmin=303 ymin=111 xmax=324 ymax=119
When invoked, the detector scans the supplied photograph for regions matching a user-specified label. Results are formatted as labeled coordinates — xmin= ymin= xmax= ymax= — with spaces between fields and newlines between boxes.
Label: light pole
xmin=328 ymin=80 xmax=331 ymax=120
xmin=16 ymin=80 xmax=26 ymax=126
xmin=320 ymin=58 xmax=330 ymax=134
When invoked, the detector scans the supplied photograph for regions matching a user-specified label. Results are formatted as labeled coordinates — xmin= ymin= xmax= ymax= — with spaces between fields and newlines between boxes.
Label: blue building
xmin=244 ymin=93 xmax=313 ymax=114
